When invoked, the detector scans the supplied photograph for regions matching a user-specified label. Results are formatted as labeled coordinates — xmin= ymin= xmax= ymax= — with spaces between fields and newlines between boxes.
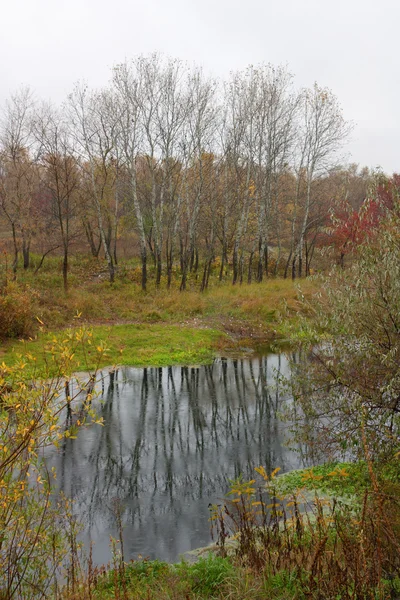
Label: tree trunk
xmin=180 ymin=265 xmax=188 ymax=292
xmin=284 ymin=250 xmax=292 ymax=279
xmin=200 ymin=259 xmax=211 ymax=292
xmin=219 ymin=242 xmax=227 ymax=281
xmin=264 ymin=246 xmax=268 ymax=279
xmin=141 ymin=247 xmax=147 ymax=291
xmin=63 ymin=246 xmax=68 ymax=293
xmin=239 ymin=253 xmax=244 ymax=285
xmin=11 ymin=223 xmax=18 ymax=277
xmin=155 ymin=247 xmax=162 ymax=287
xmin=232 ymin=246 xmax=239 ymax=285
xmin=22 ymin=239 xmax=30 ymax=270
xmin=256 ymin=242 xmax=264 ymax=283
xmin=247 ymin=251 xmax=254 ymax=284
xmin=193 ymin=248 xmax=199 ymax=274
xmin=291 ymin=256 xmax=296 ymax=280
xmin=113 ymin=237 xmax=118 ymax=266
xmin=166 ymin=243 xmax=173 ymax=290
xmin=83 ymin=219 xmax=101 ymax=258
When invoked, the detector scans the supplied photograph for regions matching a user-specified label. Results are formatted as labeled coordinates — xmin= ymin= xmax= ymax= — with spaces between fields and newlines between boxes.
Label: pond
xmin=44 ymin=353 xmax=309 ymax=566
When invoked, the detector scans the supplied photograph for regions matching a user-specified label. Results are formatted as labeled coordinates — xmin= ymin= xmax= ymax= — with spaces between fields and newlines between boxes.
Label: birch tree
xmin=0 ymin=88 xmax=38 ymax=273
xmin=68 ymin=85 xmax=120 ymax=283
xmin=179 ymin=69 xmax=218 ymax=291
xmin=154 ymin=57 xmax=188 ymax=286
xmin=256 ymin=67 xmax=296 ymax=280
xmin=291 ymin=85 xmax=351 ymax=278
xmin=113 ymin=62 xmax=147 ymax=289
xmin=224 ymin=71 xmax=256 ymax=285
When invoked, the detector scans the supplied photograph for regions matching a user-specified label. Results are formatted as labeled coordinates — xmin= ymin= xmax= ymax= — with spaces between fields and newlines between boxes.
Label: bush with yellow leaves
xmin=0 ymin=327 xmax=104 ymax=599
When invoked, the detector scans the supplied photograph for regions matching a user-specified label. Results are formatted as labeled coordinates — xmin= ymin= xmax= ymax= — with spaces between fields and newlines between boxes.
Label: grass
xmin=63 ymin=554 xmax=319 ymax=599
xmin=65 ymin=555 xmax=242 ymax=599
xmin=0 ymin=323 xmax=225 ymax=377
xmin=64 ymin=531 xmax=400 ymax=599
xmin=273 ymin=461 xmax=371 ymax=498
xmin=56 ymin=458 xmax=400 ymax=599
xmin=0 ymin=254 xmax=320 ymax=375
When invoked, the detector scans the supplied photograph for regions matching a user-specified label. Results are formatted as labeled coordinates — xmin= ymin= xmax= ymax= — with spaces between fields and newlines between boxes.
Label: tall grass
xmin=1 ymin=252 xmax=319 ymax=334
xmin=210 ymin=464 xmax=400 ymax=599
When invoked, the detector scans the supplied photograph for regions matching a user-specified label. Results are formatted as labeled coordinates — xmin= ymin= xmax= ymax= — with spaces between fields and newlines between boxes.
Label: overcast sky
xmin=1 ymin=0 xmax=398 ymax=173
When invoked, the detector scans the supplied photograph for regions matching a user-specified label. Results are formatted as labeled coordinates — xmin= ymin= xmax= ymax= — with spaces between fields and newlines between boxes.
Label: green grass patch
xmin=274 ymin=462 xmax=370 ymax=497
xmin=175 ymin=554 xmax=235 ymax=597
xmin=0 ymin=323 xmax=226 ymax=377
xmin=92 ymin=555 xmax=236 ymax=599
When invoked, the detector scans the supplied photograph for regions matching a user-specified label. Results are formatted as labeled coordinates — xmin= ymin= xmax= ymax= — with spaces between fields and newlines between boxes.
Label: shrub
xmin=0 ymin=329 xmax=103 ymax=599
xmin=211 ymin=466 xmax=400 ymax=599
xmin=0 ymin=283 xmax=37 ymax=339
xmin=287 ymin=219 xmax=400 ymax=462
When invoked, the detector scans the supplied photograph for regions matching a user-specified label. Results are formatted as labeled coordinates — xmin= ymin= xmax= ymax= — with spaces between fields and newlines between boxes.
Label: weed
xmin=0 ymin=329 xmax=104 ymax=600
xmin=211 ymin=465 xmax=400 ymax=599
xmin=0 ymin=253 xmax=320 ymax=362
xmin=176 ymin=554 xmax=234 ymax=597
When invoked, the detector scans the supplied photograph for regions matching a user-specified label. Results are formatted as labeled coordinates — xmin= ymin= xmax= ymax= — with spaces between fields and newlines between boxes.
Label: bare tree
xmin=33 ymin=103 xmax=81 ymax=291
xmin=223 ymin=72 xmax=256 ymax=285
xmin=223 ymin=65 xmax=296 ymax=284
xmin=179 ymin=68 xmax=218 ymax=291
xmin=68 ymin=85 xmax=120 ymax=283
xmin=0 ymin=88 xmax=38 ymax=273
xmin=291 ymin=85 xmax=351 ymax=278
xmin=113 ymin=61 xmax=148 ymax=289
xmin=0 ymin=57 xmax=355 ymax=288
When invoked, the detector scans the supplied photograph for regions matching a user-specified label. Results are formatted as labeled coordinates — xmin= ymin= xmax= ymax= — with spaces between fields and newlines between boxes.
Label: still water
xmin=44 ymin=354 xmax=308 ymax=565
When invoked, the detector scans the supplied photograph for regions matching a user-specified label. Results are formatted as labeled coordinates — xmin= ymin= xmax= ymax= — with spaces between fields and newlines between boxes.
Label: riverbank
xmin=0 ymin=274 xmax=319 ymax=376
xmin=63 ymin=461 xmax=400 ymax=600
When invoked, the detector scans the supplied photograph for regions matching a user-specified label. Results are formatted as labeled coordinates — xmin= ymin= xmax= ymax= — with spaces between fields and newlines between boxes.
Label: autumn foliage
xmin=321 ymin=174 xmax=400 ymax=266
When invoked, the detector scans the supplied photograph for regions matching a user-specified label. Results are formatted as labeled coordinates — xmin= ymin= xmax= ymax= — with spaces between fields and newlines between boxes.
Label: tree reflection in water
xmin=45 ymin=354 xmax=309 ymax=565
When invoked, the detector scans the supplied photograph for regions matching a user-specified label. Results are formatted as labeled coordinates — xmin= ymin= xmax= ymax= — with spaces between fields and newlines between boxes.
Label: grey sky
xmin=1 ymin=0 xmax=398 ymax=173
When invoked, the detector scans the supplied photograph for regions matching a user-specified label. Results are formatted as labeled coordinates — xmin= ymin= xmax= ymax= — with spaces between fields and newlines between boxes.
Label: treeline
xmin=0 ymin=55 xmax=373 ymax=291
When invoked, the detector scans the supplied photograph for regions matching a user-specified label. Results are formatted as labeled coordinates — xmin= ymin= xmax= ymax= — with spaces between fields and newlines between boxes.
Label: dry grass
xmin=10 ymin=259 xmax=319 ymax=332
xmin=0 ymin=254 xmax=321 ymax=371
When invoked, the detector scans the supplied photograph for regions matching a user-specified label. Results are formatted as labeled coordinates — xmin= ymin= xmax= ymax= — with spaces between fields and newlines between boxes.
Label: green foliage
xmin=2 ymin=323 xmax=225 ymax=377
xmin=92 ymin=555 xmax=235 ymax=599
xmin=0 ymin=274 xmax=319 ymax=377
xmin=95 ymin=559 xmax=170 ymax=593
xmin=176 ymin=555 xmax=235 ymax=597
xmin=274 ymin=462 xmax=370 ymax=498
xmin=287 ymin=219 xmax=400 ymax=461
xmin=1 ymin=253 xmax=319 ymax=353
xmin=262 ymin=569 xmax=308 ymax=599
xmin=125 ymin=559 xmax=169 ymax=581
xmin=211 ymin=466 xmax=400 ymax=600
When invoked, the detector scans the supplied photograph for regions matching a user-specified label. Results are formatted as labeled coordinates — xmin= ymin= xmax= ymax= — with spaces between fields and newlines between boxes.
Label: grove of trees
xmin=0 ymin=55 xmax=380 ymax=292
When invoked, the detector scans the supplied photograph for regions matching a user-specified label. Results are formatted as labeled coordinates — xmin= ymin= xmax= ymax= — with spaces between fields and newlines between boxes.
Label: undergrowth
xmin=0 ymin=253 xmax=318 ymax=340
xmin=53 ymin=460 xmax=400 ymax=600
xmin=209 ymin=464 xmax=400 ymax=600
